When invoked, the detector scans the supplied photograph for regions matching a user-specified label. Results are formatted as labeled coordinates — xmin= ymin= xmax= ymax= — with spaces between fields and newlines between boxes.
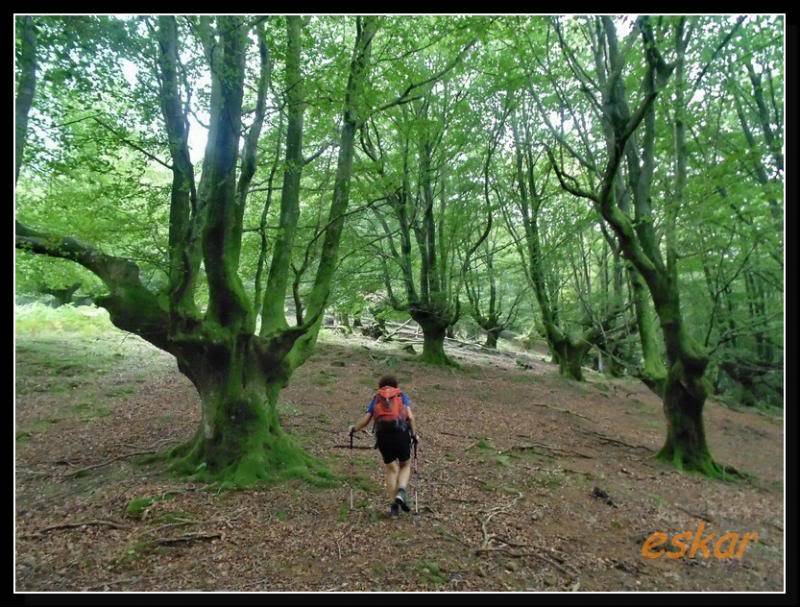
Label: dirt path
xmin=15 ymin=327 xmax=784 ymax=591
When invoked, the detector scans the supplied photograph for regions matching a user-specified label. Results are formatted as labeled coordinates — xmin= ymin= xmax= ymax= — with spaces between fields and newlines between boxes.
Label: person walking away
xmin=349 ymin=375 xmax=418 ymax=517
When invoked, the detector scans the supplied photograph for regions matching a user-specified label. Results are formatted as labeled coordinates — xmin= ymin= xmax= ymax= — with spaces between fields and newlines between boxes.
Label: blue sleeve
xmin=366 ymin=396 xmax=377 ymax=414
xmin=402 ymin=392 xmax=410 ymax=408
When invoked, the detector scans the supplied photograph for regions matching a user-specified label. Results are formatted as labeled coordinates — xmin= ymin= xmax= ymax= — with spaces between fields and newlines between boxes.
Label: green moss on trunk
xmin=484 ymin=329 xmax=500 ymax=350
xmin=419 ymin=324 xmax=458 ymax=367
xmin=168 ymin=382 xmax=334 ymax=488
xmin=654 ymin=365 xmax=743 ymax=481
xmin=553 ymin=340 xmax=588 ymax=381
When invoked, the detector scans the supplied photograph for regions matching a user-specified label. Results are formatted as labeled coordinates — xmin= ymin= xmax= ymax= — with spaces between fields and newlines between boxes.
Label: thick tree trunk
xmin=484 ymin=328 xmax=501 ymax=350
xmin=168 ymin=349 xmax=331 ymax=487
xmin=552 ymin=339 xmax=590 ymax=381
xmin=656 ymin=365 xmax=724 ymax=476
xmin=41 ymin=282 xmax=81 ymax=307
xmin=649 ymin=285 xmax=737 ymax=477
xmin=409 ymin=301 xmax=457 ymax=366
xmin=421 ymin=325 xmax=448 ymax=365
xmin=416 ymin=320 xmax=455 ymax=366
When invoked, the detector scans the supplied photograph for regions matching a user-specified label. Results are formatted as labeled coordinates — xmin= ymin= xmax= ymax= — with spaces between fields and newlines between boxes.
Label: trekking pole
xmin=413 ymin=436 xmax=419 ymax=514
xmin=349 ymin=430 xmax=354 ymax=510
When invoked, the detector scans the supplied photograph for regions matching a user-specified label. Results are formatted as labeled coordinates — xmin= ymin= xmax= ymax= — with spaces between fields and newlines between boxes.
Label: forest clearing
xmin=15 ymin=13 xmax=785 ymax=596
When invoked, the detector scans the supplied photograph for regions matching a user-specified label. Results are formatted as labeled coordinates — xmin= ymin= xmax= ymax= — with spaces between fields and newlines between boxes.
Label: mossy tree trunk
xmin=484 ymin=327 xmax=501 ymax=349
xmin=168 ymin=342 xmax=328 ymax=486
xmin=419 ymin=321 xmax=449 ymax=365
xmin=40 ymin=282 xmax=82 ymax=307
xmin=410 ymin=302 xmax=458 ymax=367
xmin=590 ymin=19 xmax=667 ymax=393
xmin=651 ymin=289 xmax=720 ymax=475
xmin=552 ymin=338 xmax=592 ymax=382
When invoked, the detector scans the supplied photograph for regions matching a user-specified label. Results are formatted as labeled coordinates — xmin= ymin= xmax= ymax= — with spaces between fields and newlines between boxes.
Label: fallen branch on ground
xmin=82 ymin=577 xmax=140 ymax=590
xmin=577 ymin=428 xmax=652 ymax=452
xmin=473 ymin=493 xmax=580 ymax=582
xmin=475 ymin=544 xmax=578 ymax=579
xmin=65 ymin=440 xmax=178 ymax=478
xmin=528 ymin=402 xmax=593 ymax=421
xmin=142 ymin=519 xmax=199 ymax=536
xmin=380 ymin=318 xmax=414 ymax=341
xmin=511 ymin=437 xmax=594 ymax=459
xmin=151 ymin=532 xmax=221 ymax=546
xmin=30 ymin=519 xmax=131 ymax=536
xmin=674 ymin=505 xmax=713 ymax=523
xmin=440 ymin=430 xmax=482 ymax=440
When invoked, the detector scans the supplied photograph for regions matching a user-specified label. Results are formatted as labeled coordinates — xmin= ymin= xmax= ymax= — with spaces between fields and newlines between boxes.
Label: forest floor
xmin=15 ymin=306 xmax=784 ymax=592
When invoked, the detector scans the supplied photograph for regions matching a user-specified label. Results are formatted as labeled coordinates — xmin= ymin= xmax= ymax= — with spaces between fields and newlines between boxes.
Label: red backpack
xmin=372 ymin=386 xmax=408 ymax=430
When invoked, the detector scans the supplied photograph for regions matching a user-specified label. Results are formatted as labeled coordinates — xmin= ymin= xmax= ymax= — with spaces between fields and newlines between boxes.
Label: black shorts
xmin=376 ymin=427 xmax=412 ymax=464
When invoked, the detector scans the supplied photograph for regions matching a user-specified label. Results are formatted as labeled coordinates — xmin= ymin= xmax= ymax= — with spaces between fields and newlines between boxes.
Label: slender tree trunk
xmin=261 ymin=16 xmax=305 ymax=337
xmin=15 ymin=16 xmax=37 ymax=185
xmin=630 ymin=267 xmax=666 ymax=393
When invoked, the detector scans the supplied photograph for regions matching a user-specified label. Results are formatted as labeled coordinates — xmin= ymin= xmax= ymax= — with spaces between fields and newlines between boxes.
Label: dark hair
xmin=378 ymin=375 xmax=398 ymax=388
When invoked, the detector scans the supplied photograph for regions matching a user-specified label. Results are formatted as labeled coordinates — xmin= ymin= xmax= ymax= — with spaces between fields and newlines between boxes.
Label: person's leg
xmin=384 ymin=460 xmax=399 ymax=502
xmin=394 ymin=458 xmax=412 ymax=511
xmin=397 ymin=458 xmax=412 ymax=491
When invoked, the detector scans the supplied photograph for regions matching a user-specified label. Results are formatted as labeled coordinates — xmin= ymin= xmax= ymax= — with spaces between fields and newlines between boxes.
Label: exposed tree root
xmin=166 ymin=429 xmax=337 ymax=490
xmin=66 ymin=440 xmax=178 ymax=478
xmin=655 ymin=445 xmax=749 ymax=482
xmin=512 ymin=435 xmax=594 ymax=459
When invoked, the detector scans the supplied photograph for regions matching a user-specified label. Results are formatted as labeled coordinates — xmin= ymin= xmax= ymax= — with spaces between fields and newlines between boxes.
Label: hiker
xmin=349 ymin=374 xmax=419 ymax=517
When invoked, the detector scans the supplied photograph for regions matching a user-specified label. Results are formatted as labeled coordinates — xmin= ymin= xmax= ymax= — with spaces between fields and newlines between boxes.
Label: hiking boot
xmin=395 ymin=488 xmax=410 ymax=512
xmin=389 ymin=503 xmax=400 ymax=518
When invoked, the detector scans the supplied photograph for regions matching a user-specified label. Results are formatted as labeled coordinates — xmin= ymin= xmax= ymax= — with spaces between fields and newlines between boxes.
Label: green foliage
xmin=125 ymin=497 xmax=156 ymax=519
xmin=15 ymin=302 xmax=115 ymax=336
xmin=415 ymin=560 xmax=448 ymax=586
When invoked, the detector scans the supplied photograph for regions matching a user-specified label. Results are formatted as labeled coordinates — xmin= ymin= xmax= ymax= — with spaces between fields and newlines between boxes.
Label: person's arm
xmin=402 ymin=393 xmax=418 ymax=441
xmin=349 ymin=412 xmax=372 ymax=435
xmin=406 ymin=407 xmax=418 ymax=440
xmin=350 ymin=396 xmax=376 ymax=435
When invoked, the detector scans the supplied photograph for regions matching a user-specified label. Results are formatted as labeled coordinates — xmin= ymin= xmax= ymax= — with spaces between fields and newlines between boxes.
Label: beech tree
xmin=16 ymin=15 xmax=380 ymax=486
xmin=544 ymin=16 xmax=748 ymax=476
